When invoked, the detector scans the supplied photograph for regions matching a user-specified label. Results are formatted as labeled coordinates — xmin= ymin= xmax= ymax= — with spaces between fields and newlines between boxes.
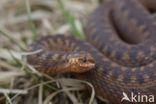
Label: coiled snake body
xmin=27 ymin=0 xmax=156 ymax=103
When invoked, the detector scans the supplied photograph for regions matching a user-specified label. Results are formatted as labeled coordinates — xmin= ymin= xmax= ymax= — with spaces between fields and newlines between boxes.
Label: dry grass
xmin=0 ymin=0 xmax=101 ymax=104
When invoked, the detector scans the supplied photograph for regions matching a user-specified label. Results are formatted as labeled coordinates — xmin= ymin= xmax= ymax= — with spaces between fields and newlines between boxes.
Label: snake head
xmin=68 ymin=52 xmax=95 ymax=73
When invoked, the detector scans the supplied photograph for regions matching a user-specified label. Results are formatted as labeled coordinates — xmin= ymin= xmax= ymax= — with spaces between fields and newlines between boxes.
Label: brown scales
xmin=27 ymin=0 xmax=156 ymax=103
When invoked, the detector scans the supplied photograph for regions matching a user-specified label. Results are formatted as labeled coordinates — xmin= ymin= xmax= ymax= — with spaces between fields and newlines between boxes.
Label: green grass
xmin=0 ymin=29 xmax=26 ymax=50
xmin=25 ymin=0 xmax=37 ymax=39
xmin=4 ymin=93 xmax=12 ymax=104
xmin=57 ymin=0 xmax=85 ymax=39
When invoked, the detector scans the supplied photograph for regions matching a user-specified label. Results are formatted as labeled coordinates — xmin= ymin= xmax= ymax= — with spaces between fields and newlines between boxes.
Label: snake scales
xmin=27 ymin=0 xmax=156 ymax=103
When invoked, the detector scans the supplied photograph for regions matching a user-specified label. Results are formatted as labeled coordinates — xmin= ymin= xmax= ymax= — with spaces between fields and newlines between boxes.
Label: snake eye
xmin=88 ymin=58 xmax=94 ymax=63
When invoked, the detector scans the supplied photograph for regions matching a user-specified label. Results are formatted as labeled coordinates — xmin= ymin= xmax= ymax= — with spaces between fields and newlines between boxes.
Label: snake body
xmin=27 ymin=0 xmax=156 ymax=103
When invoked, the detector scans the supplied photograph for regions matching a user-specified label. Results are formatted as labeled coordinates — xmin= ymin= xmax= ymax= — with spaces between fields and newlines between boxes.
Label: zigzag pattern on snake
xmin=27 ymin=0 xmax=156 ymax=103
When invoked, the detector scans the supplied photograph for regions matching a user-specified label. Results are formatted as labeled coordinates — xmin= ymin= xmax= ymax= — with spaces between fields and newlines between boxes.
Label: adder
xmin=27 ymin=0 xmax=156 ymax=103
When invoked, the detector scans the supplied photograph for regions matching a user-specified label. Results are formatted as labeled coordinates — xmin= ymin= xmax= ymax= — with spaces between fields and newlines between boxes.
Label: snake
xmin=27 ymin=0 xmax=156 ymax=103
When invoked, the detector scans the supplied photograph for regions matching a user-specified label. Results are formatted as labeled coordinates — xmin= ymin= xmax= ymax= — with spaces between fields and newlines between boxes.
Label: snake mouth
xmin=71 ymin=63 xmax=95 ymax=73
xmin=80 ymin=62 xmax=95 ymax=69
